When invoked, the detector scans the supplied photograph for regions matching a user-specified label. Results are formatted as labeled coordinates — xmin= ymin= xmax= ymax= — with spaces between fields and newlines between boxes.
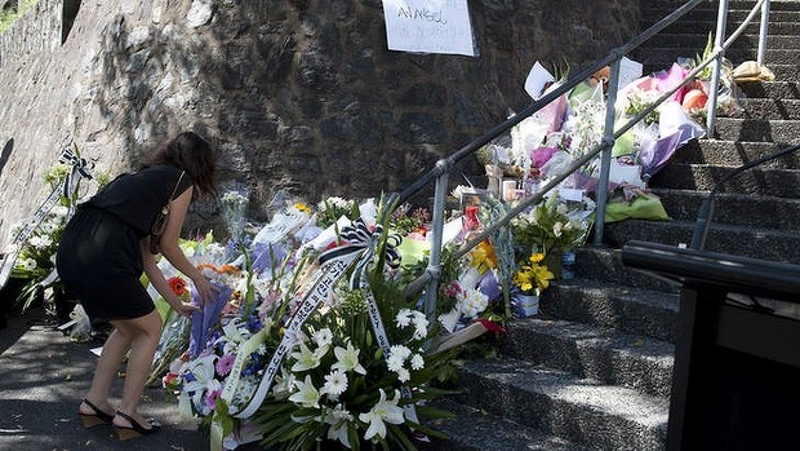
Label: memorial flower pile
xmin=145 ymin=43 xmax=753 ymax=451
xmin=10 ymin=164 xmax=83 ymax=310
xmin=155 ymin=198 xmax=458 ymax=450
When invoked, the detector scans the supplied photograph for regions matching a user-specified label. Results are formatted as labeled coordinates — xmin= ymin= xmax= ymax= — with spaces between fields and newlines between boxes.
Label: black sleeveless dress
xmin=56 ymin=165 xmax=193 ymax=323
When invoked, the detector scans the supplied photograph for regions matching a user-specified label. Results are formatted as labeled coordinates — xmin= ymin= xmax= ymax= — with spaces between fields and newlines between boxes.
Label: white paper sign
xmin=618 ymin=56 xmax=643 ymax=91
xmin=524 ymin=61 xmax=555 ymax=100
xmin=609 ymin=159 xmax=645 ymax=189
xmin=558 ymin=188 xmax=585 ymax=203
xmin=382 ymin=0 xmax=476 ymax=56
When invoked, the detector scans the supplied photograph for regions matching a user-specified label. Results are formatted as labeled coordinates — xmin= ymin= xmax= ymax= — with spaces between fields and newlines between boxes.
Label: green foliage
xmin=389 ymin=203 xmax=430 ymax=237
xmin=0 ymin=1 xmax=40 ymax=33
xmin=624 ymin=95 xmax=660 ymax=125
xmin=316 ymin=197 xmax=360 ymax=230
xmin=695 ymin=32 xmax=715 ymax=81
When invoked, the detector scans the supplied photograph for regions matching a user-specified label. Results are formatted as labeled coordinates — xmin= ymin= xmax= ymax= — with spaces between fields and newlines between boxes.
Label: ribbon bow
xmin=319 ymin=218 xmax=403 ymax=289
xmin=59 ymin=146 xmax=94 ymax=203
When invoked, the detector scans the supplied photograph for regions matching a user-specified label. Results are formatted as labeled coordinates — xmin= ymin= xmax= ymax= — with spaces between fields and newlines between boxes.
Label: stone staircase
xmin=425 ymin=1 xmax=800 ymax=449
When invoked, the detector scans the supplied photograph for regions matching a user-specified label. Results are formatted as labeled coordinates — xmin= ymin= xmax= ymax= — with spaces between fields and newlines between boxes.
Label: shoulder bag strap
xmin=168 ymin=171 xmax=186 ymax=203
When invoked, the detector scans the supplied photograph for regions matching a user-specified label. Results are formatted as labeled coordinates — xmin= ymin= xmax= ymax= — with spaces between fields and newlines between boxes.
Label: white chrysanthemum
xmin=221 ymin=190 xmax=248 ymax=204
xmin=51 ymin=205 xmax=69 ymax=217
xmin=321 ymin=370 xmax=348 ymax=397
xmin=389 ymin=345 xmax=411 ymax=361
xmin=39 ymin=220 xmax=58 ymax=234
xmin=396 ymin=368 xmax=410 ymax=383
xmin=232 ymin=380 xmax=257 ymax=407
xmin=29 ymin=235 xmax=53 ymax=249
xmin=318 ymin=196 xmax=350 ymax=211
xmin=411 ymin=312 xmax=429 ymax=340
xmin=386 ymin=354 xmax=405 ymax=373
xmin=395 ymin=309 xmax=413 ymax=328
xmin=459 ymin=288 xmax=489 ymax=318
xmin=410 ymin=354 xmax=425 ymax=371
xmin=312 ymin=328 xmax=333 ymax=348
xmin=22 ymin=258 xmax=37 ymax=271
xmin=553 ymin=221 xmax=564 ymax=238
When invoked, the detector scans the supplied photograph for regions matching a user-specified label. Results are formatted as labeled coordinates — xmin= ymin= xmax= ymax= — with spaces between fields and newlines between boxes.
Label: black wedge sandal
xmin=113 ymin=411 xmax=162 ymax=441
xmin=78 ymin=398 xmax=114 ymax=429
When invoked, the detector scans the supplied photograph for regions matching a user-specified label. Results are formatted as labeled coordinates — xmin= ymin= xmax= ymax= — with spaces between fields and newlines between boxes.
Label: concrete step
xmin=741 ymin=98 xmax=800 ymax=120
xmin=643 ymin=62 xmax=800 ymax=82
xmin=541 ymin=275 xmax=680 ymax=343
xmin=752 ymin=63 xmax=800 ymax=81
xmin=646 ymin=20 xmax=800 ymax=36
xmin=423 ymin=399 xmax=590 ymax=451
xmin=714 ymin=118 xmax=800 ymax=142
xmin=573 ymin=247 xmax=681 ymax=294
xmin=654 ymin=188 xmax=800 ymax=230
xmin=638 ymin=34 xmax=797 ymax=52
xmin=500 ymin=318 xmax=674 ymax=398
xmin=643 ymin=9 xmax=800 ymax=25
xmin=673 ymin=140 xmax=800 ymax=168
xmin=651 ymin=162 xmax=800 ymax=198
xmin=458 ymin=358 xmax=669 ymax=451
xmin=738 ymin=80 xmax=800 ymax=100
xmin=635 ymin=47 xmax=800 ymax=66
xmin=603 ymin=219 xmax=800 ymax=264
xmin=642 ymin=0 xmax=800 ymax=14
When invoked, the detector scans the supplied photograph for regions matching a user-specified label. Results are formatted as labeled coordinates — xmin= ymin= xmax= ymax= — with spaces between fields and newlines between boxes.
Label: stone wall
xmin=0 ymin=0 xmax=63 ymax=67
xmin=0 ymin=0 xmax=640 ymax=244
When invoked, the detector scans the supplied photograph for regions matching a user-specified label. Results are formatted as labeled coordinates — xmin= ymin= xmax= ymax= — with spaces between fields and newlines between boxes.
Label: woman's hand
xmin=173 ymin=301 xmax=200 ymax=318
xmin=192 ymin=275 xmax=219 ymax=304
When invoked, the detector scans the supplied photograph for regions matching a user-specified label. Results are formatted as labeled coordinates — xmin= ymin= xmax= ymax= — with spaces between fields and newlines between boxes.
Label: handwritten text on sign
xmin=382 ymin=0 xmax=475 ymax=56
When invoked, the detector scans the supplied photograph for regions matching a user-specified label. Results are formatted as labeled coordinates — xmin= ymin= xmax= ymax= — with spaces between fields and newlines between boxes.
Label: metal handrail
xmin=394 ymin=0 xmax=773 ymax=317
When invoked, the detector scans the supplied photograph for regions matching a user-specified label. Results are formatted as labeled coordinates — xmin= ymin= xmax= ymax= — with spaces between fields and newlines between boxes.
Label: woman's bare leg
xmin=111 ymin=310 xmax=162 ymax=428
xmin=79 ymin=327 xmax=133 ymax=416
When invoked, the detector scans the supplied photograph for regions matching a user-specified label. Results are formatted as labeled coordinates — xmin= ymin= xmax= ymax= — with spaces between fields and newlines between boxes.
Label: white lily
xmin=358 ymin=389 xmax=405 ymax=441
xmin=326 ymin=404 xmax=354 ymax=448
xmin=332 ymin=340 xmax=366 ymax=375
xmin=291 ymin=342 xmax=322 ymax=372
xmin=288 ymin=375 xmax=321 ymax=409
xmin=272 ymin=366 xmax=297 ymax=400
xmin=181 ymin=354 xmax=218 ymax=414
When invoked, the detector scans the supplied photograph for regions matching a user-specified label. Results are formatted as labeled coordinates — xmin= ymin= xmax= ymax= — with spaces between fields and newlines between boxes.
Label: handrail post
xmin=757 ymin=0 xmax=771 ymax=65
xmin=425 ymin=163 xmax=449 ymax=320
xmin=706 ymin=0 xmax=729 ymax=137
xmin=593 ymin=57 xmax=622 ymax=245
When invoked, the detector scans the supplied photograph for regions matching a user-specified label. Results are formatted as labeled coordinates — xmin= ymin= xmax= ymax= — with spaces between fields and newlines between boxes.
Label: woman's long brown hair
xmin=145 ymin=131 xmax=218 ymax=196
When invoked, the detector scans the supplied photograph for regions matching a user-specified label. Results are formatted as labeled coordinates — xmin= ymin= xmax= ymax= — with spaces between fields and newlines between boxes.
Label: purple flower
xmin=189 ymin=281 xmax=234 ymax=358
xmin=246 ymin=314 xmax=263 ymax=332
xmin=216 ymin=353 xmax=236 ymax=376
xmin=205 ymin=389 xmax=222 ymax=411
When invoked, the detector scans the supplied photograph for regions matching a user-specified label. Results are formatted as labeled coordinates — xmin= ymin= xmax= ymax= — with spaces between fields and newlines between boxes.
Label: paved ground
xmin=0 ymin=308 xmax=211 ymax=451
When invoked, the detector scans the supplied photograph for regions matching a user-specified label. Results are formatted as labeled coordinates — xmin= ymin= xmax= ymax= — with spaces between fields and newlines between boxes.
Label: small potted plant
xmin=511 ymin=252 xmax=555 ymax=318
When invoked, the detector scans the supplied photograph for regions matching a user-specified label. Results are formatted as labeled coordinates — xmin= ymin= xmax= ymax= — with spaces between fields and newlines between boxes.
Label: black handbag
xmin=149 ymin=171 xmax=185 ymax=254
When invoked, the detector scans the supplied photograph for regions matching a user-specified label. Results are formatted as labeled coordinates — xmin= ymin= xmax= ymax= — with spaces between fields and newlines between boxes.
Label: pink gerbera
xmin=216 ymin=353 xmax=236 ymax=376
xmin=205 ymin=389 xmax=222 ymax=411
